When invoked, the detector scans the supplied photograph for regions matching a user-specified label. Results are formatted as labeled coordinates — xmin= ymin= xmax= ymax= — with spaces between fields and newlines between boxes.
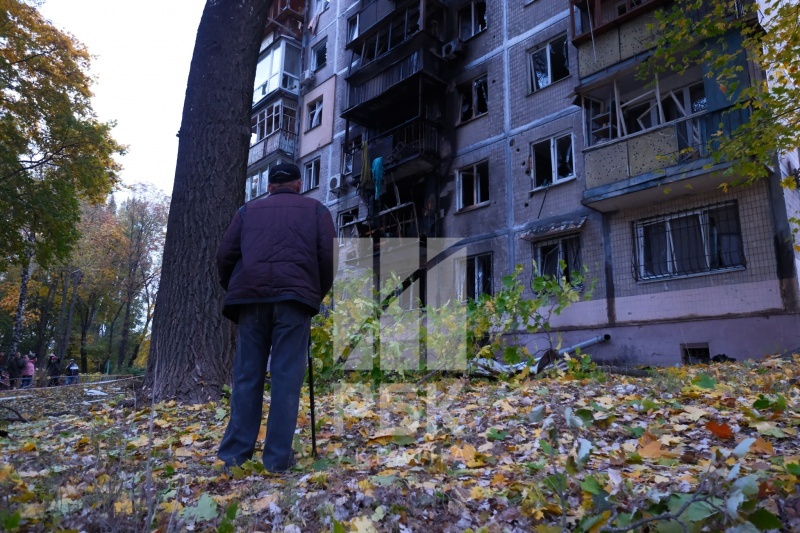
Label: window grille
xmin=632 ymin=201 xmax=745 ymax=280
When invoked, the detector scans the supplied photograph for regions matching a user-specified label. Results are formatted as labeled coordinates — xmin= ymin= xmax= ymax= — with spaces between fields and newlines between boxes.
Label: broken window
xmin=251 ymin=99 xmax=297 ymax=145
xmin=458 ymin=160 xmax=489 ymax=209
xmin=533 ymin=235 xmax=582 ymax=287
xmin=337 ymin=208 xmax=359 ymax=246
xmin=458 ymin=76 xmax=488 ymax=123
xmin=342 ymin=134 xmax=362 ymax=175
xmin=307 ymin=98 xmax=323 ymax=130
xmin=458 ymin=0 xmax=487 ymax=41
xmin=347 ymin=15 xmax=359 ymax=43
xmin=303 ymin=158 xmax=321 ymax=192
xmin=456 ymin=253 xmax=492 ymax=301
xmin=531 ymin=133 xmax=574 ymax=189
xmin=529 ymin=35 xmax=570 ymax=92
xmin=314 ymin=0 xmax=329 ymax=14
xmin=634 ymin=202 xmax=745 ymax=280
xmin=312 ymin=40 xmax=327 ymax=70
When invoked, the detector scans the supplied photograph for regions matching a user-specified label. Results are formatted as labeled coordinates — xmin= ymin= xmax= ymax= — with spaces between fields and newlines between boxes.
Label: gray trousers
xmin=218 ymin=301 xmax=311 ymax=471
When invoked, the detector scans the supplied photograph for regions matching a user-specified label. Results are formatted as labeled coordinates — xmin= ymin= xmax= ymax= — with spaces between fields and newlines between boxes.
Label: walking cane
xmin=308 ymin=338 xmax=318 ymax=458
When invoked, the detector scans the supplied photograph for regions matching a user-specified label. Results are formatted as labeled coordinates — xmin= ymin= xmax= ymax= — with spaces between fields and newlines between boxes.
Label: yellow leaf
xmin=180 ymin=434 xmax=195 ymax=446
xmin=22 ymin=442 xmax=36 ymax=452
xmin=249 ymin=493 xmax=278 ymax=513
xmin=638 ymin=441 xmax=667 ymax=459
xmin=160 ymin=500 xmax=183 ymax=513
xmin=115 ymin=498 xmax=133 ymax=514
xmin=350 ymin=516 xmax=379 ymax=533
xmin=470 ymin=485 xmax=487 ymax=499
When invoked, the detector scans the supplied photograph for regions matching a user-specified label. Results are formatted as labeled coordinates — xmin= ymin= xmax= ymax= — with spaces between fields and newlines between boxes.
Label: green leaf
xmin=224 ymin=501 xmax=238 ymax=521
xmin=693 ymin=373 xmax=717 ymax=389
xmin=312 ymin=458 xmax=332 ymax=471
xmin=392 ymin=435 xmax=415 ymax=446
xmin=486 ymin=428 xmax=508 ymax=441
xmin=580 ymin=476 xmax=603 ymax=494
xmin=333 ymin=519 xmax=347 ymax=533
xmin=733 ymin=475 xmax=759 ymax=497
xmin=371 ymin=475 xmax=398 ymax=486
xmin=215 ymin=407 xmax=228 ymax=421
xmin=184 ymin=493 xmax=218 ymax=522
xmin=0 ymin=510 xmax=21 ymax=531
xmin=539 ymin=439 xmax=553 ymax=455
xmin=529 ymin=405 xmax=546 ymax=423
xmin=786 ymin=462 xmax=800 ymax=475
xmin=747 ymin=509 xmax=782 ymax=530
xmin=733 ymin=437 xmax=756 ymax=458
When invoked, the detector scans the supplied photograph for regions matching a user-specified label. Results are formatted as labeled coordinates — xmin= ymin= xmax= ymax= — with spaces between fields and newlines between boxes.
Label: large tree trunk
xmin=146 ymin=0 xmax=271 ymax=403
xmin=54 ymin=271 xmax=70 ymax=359
xmin=11 ymin=232 xmax=35 ymax=354
xmin=79 ymin=301 xmax=96 ymax=374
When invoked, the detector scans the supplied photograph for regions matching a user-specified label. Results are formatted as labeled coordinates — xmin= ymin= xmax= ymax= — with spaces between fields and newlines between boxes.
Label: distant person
xmin=21 ymin=354 xmax=35 ymax=389
xmin=65 ymin=359 xmax=80 ymax=385
xmin=216 ymin=163 xmax=335 ymax=473
xmin=8 ymin=352 xmax=24 ymax=389
xmin=46 ymin=353 xmax=61 ymax=387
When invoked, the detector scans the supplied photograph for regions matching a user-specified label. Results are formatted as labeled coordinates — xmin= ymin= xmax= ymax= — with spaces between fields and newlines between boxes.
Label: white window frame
xmin=456 ymin=253 xmax=492 ymax=302
xmin=315 ymin=0 xmax=330 ymax=14
xmin=311 ymin=39 xmax=327 ymax=71
xmin=531 ymin=133 xmax=574 ymax=189
xmin=528 ymin=34 xmax=570 ymax=93
xmin=250 ymin=99 xmax=297 ymax=145
xmin=634 ymin=202 xmax=745 ymax=281
xmin=337 ymin=208 xmax=359 ymax=246
xmin=457 ymin=160 xmax=489 ymax=209
xmin=347 ymin=15 xmax=359 ymax=43
xmin=303 ymin=158 xmax=321 ymax=192
xmin=307 ymin=98 xmax=323 ymax=130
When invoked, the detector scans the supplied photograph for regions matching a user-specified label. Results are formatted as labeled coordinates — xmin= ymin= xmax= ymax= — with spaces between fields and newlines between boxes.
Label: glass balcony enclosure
xmin=253 ymin=39 xmax=301 ymax=105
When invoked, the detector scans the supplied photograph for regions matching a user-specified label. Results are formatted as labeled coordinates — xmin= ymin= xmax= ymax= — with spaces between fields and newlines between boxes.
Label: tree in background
xmin=0 ymin=0 xmax=124 ymax=352
xmin=147 ymin=0 xmax=272 ymax=402
xmin=644 ymin=0 xmax=800 ymax=185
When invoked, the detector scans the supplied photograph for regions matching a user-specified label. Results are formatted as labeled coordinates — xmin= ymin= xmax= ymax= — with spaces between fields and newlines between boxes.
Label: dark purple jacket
xmin=216 ymin=188 xmax=336 ymax=322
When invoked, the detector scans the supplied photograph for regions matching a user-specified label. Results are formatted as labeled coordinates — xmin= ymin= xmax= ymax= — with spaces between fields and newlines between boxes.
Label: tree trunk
xmin=116 ymin=292 xmax=134 ymax=370
xmin=34 ymin=274 xmax=59 ymax=363
xmin=147 ymin=0 xmax=272 ymax=403
xmin=79 ymin=300 xmax=97 ymax=374
xmin=60 ymin=270 xmax=82 ymax=361
xmin=54 ymin=271 xmax=70 ymax=359
xmin=11 ymin=233 xmax=36 ymax=354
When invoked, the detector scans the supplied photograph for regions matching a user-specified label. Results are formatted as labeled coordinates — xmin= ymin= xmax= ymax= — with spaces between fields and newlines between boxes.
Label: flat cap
xmin=269 ymin=163 xmax=301 ymax=184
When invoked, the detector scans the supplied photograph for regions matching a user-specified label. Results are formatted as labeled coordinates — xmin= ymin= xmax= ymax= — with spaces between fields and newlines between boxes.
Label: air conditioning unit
xmin=300 ymin=70 xmax=315 ymax=87
xmin=441 ymin=39 xmax=463 ymax=60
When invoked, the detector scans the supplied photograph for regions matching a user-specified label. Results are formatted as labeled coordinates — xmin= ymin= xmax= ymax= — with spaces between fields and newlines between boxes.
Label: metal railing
xmin=346 ymin=49 xmax=441 ymax=110
xmin=344 ymin=118 xmax=440 ymax=176
xmin=247 ymin=129 xmax=297 ymax=167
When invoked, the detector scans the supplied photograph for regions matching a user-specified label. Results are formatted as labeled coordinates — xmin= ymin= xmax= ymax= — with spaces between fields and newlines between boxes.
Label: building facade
xmin=245 ymin=0 xmax=800 ymax=364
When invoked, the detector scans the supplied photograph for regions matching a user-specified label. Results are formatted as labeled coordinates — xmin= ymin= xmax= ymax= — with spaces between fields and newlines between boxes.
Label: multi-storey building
xmin=245 ymin=0 xmax=800 ymax=365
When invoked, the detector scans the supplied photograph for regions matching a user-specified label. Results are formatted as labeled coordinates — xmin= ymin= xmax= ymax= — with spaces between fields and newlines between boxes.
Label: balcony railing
xmin=265 ymin=0 xmax=305 ymax=32
xmin=584 ymin=106 xmax=750 ymax=190
xmin=345 ymin=49 xmax=441 ymax=111
xmin=343 ymin=118 xmax=440 ymax=181
xmin=247 ymin=129 xmax=297 ymax=167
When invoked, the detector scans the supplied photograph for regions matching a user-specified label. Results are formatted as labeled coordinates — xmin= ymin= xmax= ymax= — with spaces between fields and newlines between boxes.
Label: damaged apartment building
xmin=243 ymin=0 xmax=800 ymax=364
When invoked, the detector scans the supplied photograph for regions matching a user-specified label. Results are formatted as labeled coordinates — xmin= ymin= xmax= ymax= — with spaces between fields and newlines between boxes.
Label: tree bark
xmin=34 ymin=274 xmax=59 ymax=363
xmin=116 ymin=291 xmax=134 ymax=370
xmin=11 ymin=232 xmax=36 ymax=354
xmin=146 ymin=0 xmax=272 ymax=403
xmin=61 ymin=269 xmax=82 ymax=361
xmin=54 ymin=271 xmax=70 ymax=359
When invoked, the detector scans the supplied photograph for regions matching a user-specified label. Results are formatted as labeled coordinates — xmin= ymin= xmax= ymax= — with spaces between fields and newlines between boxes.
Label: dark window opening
xmin=682 ymin=343 xmax=710 ymax=365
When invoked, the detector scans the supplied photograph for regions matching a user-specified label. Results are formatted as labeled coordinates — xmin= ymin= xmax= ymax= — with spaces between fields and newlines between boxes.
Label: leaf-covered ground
xmin=0 ymin=358 xmax=798 ymax=532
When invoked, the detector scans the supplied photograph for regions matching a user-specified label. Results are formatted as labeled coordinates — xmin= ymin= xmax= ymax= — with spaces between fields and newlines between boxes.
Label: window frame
xmin=458 ymin=0 xmax=487 ymax=41
xmin=311 ymin=39 xmax=327 ymax=71
xmin=633 ymin=201 xmax=746 ymax=281
xmin=528 ymin=34 xmax=570 ymax=93
xmin=456 ymin=253 xmax=493 ymax=302
xmin=250 ymin=99 xmax=297 ymax=145
xmin=457 ymin=160 xmax=490 ymax=210
xmin=303 ymin=158 xmax=321 ymax=192
xmin=347 ymin=15 xmax=359 ymax=43
xmin=532 ymin=234 xmax=583 ymax=289
xmin=457 ymin=75 xmax=489 ymax=124
xmin=530 ymin=133 xmax=575 ymax=190
xmin=307 ymin=98 xmax=323 ymax=131
xmin=315 ymin=0 xmax=330 ymax=14
xmin=337 ymin=208 xmax=359 ymax=246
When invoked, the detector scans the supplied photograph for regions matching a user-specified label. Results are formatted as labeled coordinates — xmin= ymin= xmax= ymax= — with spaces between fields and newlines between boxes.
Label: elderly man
xmin=216 ymin=163 xmax=335 ymax=473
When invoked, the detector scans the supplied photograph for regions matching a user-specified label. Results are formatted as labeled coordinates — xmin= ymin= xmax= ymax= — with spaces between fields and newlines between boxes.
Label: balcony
xmin=343 ymin=118 xmax=440 ymax=184
xmin=264 ymin=0 xmax=305 ymax=38
xmin=342 ymin=48 xmax=444 ymax=124
xmin=582 ymin=106 xmax=750 ymax=211
xmin=247 ymin=129 xmax=297 ymax=167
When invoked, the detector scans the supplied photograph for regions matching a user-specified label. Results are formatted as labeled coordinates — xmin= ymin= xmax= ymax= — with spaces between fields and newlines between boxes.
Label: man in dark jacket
xmin=216 ymin=163 xmax=336 ymax=473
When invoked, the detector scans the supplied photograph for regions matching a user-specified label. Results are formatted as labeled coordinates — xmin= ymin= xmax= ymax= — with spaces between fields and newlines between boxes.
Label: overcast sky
xmin=39 ymin=0 xmax=207 ymax=195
